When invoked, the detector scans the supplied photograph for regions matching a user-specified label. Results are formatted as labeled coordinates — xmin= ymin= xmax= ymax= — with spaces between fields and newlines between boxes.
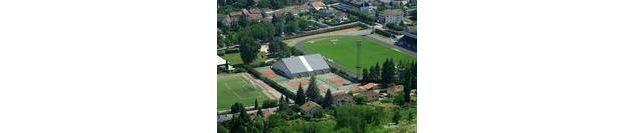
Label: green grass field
xmin=217 ymin=74 xmax=270 ymax=110
xmin=220 ymin=52 xmax=267 ymax=65
xmin=302 ymin=36 xmax=416 ymax=74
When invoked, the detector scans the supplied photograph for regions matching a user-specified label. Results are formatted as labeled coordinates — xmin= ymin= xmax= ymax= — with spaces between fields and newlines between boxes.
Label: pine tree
xmin=278 ymin=96 xmax=288 ymax=111
xmin=322 ymin=89 xmax=333 ymax=109
xmin=362 ymin=68 xmax=369 ymax=83
xmin=381 ymin=58 xmax=396 ymax=86
xmin=373 ymin=63 xmax=381 ymax=82
xmin=306 ymin=76 xmax=321 ymax=102
xmin=403 ymin=70 xmax=412 ymax=103
xmin=254 ymin=98 xmax=259 ymax=110
xmin=295 ymin=83 xmax=306 ymax=105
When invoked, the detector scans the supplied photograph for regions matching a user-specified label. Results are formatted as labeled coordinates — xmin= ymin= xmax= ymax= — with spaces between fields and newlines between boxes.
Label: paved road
xmin=218 ymin=107 xmax=279 ymax=122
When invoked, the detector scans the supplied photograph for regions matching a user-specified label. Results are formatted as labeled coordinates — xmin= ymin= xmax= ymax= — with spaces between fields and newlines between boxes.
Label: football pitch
xmin=217 ymin=73 xmax=270 ymax=110
xmin=301 ymin=36 xmax=416 ymax=74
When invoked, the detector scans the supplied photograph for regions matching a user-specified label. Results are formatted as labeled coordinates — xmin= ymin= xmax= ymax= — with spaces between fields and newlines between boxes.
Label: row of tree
xmin=361 ymin=59 xmax=417 ymax=103
xmin=255 ymin=0 xmax=294 ymax=9
xmin=220 ymin=103 xmax=408 ymax=133
xmin=293 ymin=76 xmax=336 ymax=109
xmin=362 ymin=59 xmax=417 ymax=84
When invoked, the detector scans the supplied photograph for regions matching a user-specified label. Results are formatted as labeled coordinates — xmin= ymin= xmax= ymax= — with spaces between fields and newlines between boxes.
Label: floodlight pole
xmin=356 ymin=40 xmax=361 ymax=80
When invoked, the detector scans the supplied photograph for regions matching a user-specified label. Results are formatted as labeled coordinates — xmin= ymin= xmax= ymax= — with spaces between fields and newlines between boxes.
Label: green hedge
xmin=330 ymin=67 xmax=359 ymax=83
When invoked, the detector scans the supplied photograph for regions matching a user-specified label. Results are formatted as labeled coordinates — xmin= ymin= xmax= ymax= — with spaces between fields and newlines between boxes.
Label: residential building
xmin=360 ymin=3 xmax=377 ymax=17
xmin=351 ymin=82 xmax=379 ymax=93
xmin=364 ymin=90 xmax=381 ymax=101
xmin=300 ymin=101 xmax=322 ymax=117
xmin=310 ymin=1 xmax=327 ymax=11
xmin=335 ymin=12 xmax=348 ymax=21
xmin=387 ymin=85 xmax=404 ymax=96
xmin=332 ymin=92 xmax=355 ymax=105
xmin=380 ymin=9 xmax=404 ymax=24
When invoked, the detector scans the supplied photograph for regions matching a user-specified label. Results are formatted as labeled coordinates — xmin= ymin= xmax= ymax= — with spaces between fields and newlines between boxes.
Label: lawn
xmin=217 ymin=74 xmax=270 ymax=110
xmin=220 ymin=52 xmax=267 ymax=65
xmin=302 ymin=36 xmax=416 ymax=74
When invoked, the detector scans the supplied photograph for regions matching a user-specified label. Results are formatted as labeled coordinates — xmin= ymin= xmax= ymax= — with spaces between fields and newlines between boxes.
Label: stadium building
xmin=271 ymin=54 xmax=330 ymax=78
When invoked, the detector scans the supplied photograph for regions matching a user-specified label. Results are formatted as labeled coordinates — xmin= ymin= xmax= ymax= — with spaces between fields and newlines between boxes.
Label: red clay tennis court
xmin=327 ymin=76 xmax=347 ymax=86
xmin=262 ymin=69 xmax=278 ymax=79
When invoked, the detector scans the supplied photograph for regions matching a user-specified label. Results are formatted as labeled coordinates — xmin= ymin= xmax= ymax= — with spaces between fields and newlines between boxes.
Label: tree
xmin=392 ymin=110 xmax=402 ymax=124
xmin=274 ymin=21 xmax=285 ymax=36
xmin=394 ymin=92 xmax=406 ymax=106
xmin=386 ymin=22 xmax=404 ymax=31
xmin=262 ymin=99 xmax=278 ymax=108
xmin=286 ymin=20 xmax=299 ymax=33
xmin=298 ymin=19 xmax=310 ymax=30
xmin=295 ymin=84 xmax=306 ymax=105
xmin=238 ymin=37 xmax=259 ymax=64
xmin=254 ymin=98 xmax=259 ymax=110
xmin=403 ymin=67 xmax=412 ymax=103
xmin=230 ymin=102 xmax=244 ymax=114
xmin=247 ymin=0 xmax=256 ymax=7
xmin=218 ymin=124 xmax=229 ymax=133
xmin=321 ymin=89 xmax=333 ymax=109
xmin=253 ymin=117 xmax=265 ymax=132
xmin=257 ymin=108 xmax=263 ymax=117
xmin=278 ymin=96 xmax=288 ymax=111
xmin=370 ymin=63 xmax=381 ymax=82
xmin=335 ymin=105 xmax=385 ymax=133
xmin=256 ymin=0 xmax=271 ymax=8
xmin=411 ymin=61 xmax=417 ymax=90
xmin=362 ymin=68 xmax=369 ymax=82
xmin=268 ymin=38 xmax=292 ymax=59
xmin=354 ymin=94 xmax=366 ymax=104
xmin=407 ymin=110 xmax=415 ymax=121
xmin=381 ymin=58 xmax=395 ymax=86
xmin=238 ymin=14 xmax=250 ymax=27
xmin=306 ymin=76 xmax=321 ymax=102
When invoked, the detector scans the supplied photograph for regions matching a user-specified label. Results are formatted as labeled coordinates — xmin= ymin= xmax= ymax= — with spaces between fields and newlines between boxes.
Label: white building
xmin=380 ymin=9 xmax=404 ymax=24
xmin=360 ymin=4 xmax=377 ymax=17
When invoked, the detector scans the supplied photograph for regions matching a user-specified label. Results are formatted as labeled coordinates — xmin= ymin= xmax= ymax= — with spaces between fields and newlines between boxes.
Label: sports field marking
xmin=217 ymin=73 xmax=272 ymax=110
xmin=392 ymin=48 xmax=402 ymax=52
xmin=301 ymin=36 xmax=416 ymax=74
xmin=238 ymin=75 xmax=258 ymax=91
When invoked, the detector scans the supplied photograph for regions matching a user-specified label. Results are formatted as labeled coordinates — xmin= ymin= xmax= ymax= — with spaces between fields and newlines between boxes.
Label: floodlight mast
xmin=356 ymin=40 xmax=361 ymax=80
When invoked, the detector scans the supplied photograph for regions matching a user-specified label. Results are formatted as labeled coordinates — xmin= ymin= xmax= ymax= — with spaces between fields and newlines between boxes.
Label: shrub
xmin=262 ymin=99 xmax=278 ymax=108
